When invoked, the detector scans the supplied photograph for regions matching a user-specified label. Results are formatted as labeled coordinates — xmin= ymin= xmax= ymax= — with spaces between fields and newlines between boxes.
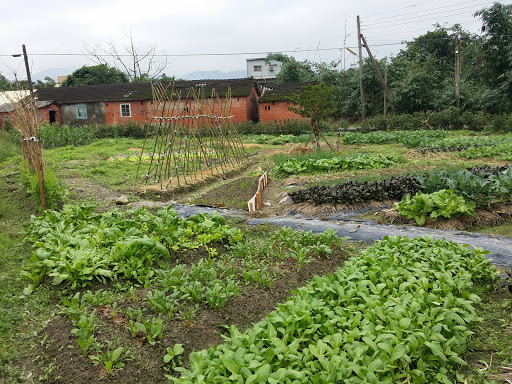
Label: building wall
xmin=0 ymin=113 xmax=9 ymax=129
xmin=247 ymin=58 xmax=282 ymax=79
xmin=258 ymin=101 xmax=304 ymax=123
xmin=61 ymin=102 xmax=106 ymax=126
xmin=37 ymin=103 xmax=62 ymax=125
xmin=0 ymin=103 xmax=62 ymax=129
xmin=105 ymin=100 xmax=152 ymax=125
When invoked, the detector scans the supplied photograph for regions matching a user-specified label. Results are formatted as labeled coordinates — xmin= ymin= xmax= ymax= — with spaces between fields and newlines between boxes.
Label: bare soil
xmin=36 ymin=247 xmax=350 ymax=384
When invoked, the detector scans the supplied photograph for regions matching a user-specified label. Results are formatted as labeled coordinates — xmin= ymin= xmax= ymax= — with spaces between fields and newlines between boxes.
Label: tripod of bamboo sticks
xmin=135 ymin=82 xmax=248 ymax=191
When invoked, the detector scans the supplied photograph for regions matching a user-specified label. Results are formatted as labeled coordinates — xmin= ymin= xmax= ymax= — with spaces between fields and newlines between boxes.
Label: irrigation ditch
xmin=167 ymin=203 xmax=512 ymax=266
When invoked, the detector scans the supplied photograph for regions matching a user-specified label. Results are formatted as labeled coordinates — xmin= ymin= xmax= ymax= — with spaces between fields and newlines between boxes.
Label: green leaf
xmin=222 ymin=358 xmax=239 ymax=374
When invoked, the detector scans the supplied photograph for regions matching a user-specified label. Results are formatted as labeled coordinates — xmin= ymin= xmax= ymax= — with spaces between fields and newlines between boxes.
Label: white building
xmin=246 ymin=58 xmax=282 ymax=79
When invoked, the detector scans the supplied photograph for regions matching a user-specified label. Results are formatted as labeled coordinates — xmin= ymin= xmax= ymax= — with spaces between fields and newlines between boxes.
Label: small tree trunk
xmin=312 ymin=120 xmax=321 ymax=151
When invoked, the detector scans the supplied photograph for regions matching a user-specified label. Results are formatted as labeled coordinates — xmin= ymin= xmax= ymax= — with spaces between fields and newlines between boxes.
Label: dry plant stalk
xmin=135 ymin=82 xmax=248 ymax=191
xmin=6 ymin=92 xmax=47 ymax=208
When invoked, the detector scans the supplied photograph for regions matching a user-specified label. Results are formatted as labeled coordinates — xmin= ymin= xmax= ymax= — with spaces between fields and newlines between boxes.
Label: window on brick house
xmin=3 ymin=115 xmax=9 ymax=119
xmin=75 ymin=105 xmax=87 ymax=119
xmin=253 ymin=65 xmax=262 ymax=72
xmin=120 ymin=103 xmax=131 ymax=117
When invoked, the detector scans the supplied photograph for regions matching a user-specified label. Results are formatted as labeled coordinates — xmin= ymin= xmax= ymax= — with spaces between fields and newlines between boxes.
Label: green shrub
xmin=21 ymin=167 xmax=68 ymax=211
xmin=361 ymin=109 xmax=512 ymax=132
xmin=39 ymin=123 xmax=96 ymax=148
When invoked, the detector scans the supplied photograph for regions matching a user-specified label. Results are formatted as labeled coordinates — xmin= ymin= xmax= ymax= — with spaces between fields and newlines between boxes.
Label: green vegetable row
xmin=171 ymin=236 xmax=496 ymax=384
xmin=273 ymin=154 xmax=401 ymax=176
xmin=22 ymin=204 xmax=242 ymax=293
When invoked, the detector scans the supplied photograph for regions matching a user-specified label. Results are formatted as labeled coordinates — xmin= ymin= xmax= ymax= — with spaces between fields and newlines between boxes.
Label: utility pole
xmin=455 ymin=35 xmax=461 ymax=109
xmin=384 ymin=70 xmax=388 ymax=116
xmin=357 ymin=15 xmax=365 ymax=118
xmin=360 ymin=34 xmax=390 ymax=102
xmin=21 ymin=44 xmax=47 ymax=210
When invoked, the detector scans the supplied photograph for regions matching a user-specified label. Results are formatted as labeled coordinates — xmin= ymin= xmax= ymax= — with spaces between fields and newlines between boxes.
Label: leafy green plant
xmin=21 ymin=205 xmax=242 ymax=293
xmin=395 ymin=189 xmax=476 ymax=226
xmin=147 ymin=289 xmax=177 ymax=319
xmin=163 ymin=343 xmax=185 ymax=370
xmin=71 ymin=312 xmax=97 ymax=355
xmin=273 ymin=153 xmax=401 ymax=176
xmin=132 ymin=316 xmax=165 ymax=346
xmin=89 ymin=341 xmax=126 ymax=374
xmin=170 ymin=236 xmax=496 ymax=383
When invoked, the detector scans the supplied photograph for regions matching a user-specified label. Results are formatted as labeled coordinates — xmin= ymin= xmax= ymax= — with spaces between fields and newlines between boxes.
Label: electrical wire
xmin=362 ymin=2 xmax=495 ymax=27
xmin=362 ymin=8 xmax=496 ymax=31
xmin=361 ymin=0 xmax=435 ymax=19
xmin=363 ymin=0 xmax=494 ymax=22
xmin=365 ymin=19 xmax=482 ymax=39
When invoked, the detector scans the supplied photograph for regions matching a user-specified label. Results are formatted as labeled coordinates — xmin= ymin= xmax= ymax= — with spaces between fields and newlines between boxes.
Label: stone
xmin=116 ymin=195 xmax=130 ymax=205
xmin=279 ymin=196 xmax=294 ymax=205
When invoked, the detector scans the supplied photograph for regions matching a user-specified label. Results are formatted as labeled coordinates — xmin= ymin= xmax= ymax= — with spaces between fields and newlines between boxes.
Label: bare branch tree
xmin=83 ymin=30 xmax=167 ymax=82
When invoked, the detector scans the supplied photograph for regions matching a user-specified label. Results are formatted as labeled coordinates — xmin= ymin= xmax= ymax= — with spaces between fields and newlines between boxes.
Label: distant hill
xmin=179 ymin=70 xmax=246 ymax=80
xmin=31 ymin=67 xmax=78 ymax=82
xmin=30 ymin=68 xmax=247 ymax=82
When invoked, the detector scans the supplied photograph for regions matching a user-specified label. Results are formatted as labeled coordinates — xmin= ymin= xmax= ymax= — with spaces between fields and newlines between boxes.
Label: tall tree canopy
xmin=62 ymin=64 xmax=129 ymax=87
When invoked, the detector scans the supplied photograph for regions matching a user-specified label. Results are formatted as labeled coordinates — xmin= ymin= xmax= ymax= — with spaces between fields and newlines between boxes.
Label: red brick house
xmin=34 ymin=79 xmax=262 ymax=126
xmin=1 ymin=79 xmax=309 ymax=128
xmin=254 ymin=81 xmax=309 ymax=123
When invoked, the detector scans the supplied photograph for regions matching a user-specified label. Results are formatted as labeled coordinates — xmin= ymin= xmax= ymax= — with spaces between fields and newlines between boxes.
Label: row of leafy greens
xmin=289 ymin=165 xmax=511 ymax=206
xmin=171 ymin=236 xmax=496 ymax=383
xmin=22 ymin=204 xmax=242 ymax=294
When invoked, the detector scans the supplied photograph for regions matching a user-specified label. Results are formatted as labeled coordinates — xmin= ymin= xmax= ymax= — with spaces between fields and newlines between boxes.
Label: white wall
xmin=246 ymin=58 xmax=282 ymax=79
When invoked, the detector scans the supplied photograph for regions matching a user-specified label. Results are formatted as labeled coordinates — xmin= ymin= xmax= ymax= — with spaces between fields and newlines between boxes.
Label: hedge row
xmin=361 ymin=107 xmax=512 ymax=132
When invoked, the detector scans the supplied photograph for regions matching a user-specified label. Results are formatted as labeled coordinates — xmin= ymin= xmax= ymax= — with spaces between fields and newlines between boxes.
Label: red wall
xmin=37 ymin=103 xmax=62 ymax=125
xmin=259 ymin=101 xmax=304 ymax=123
xmin=0 ymin=103 xmax=62 ymax=128
xmin=105 ymin=101 xmax=152 ymax=125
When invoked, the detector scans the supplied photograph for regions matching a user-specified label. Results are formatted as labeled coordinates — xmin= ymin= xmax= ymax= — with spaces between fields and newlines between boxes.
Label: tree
xmin=265 ymin=53 xmax=317 ymax=83
xmin=287 ymin=83 xmax=337 ymax=150
xmin=84 ymin=30 xmax=167 ymax=82
xmin=0 ymin=73 xmax=11 ymax=90
xmin=62 ymin=64 xmax=129 ymax=87
xmin=474 ymin=3 xmax=512 ymax=81
xmin=35 ymin=76 xmax=56 ymax=88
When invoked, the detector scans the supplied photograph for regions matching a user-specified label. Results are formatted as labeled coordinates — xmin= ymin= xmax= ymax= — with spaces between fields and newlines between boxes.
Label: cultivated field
xmin=1 ymin=127 xmax=512 ymax=383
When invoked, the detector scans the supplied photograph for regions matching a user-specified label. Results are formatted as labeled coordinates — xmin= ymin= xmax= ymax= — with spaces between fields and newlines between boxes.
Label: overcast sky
xmin=0 ymin=0 xmax=509 ymax=80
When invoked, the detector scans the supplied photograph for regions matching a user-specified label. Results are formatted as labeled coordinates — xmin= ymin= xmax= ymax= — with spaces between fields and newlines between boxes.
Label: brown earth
xmin=36 ymin=245 xmax=352 ymax=384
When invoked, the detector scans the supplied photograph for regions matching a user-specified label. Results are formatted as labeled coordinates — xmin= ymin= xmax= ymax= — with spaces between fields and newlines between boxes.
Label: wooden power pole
xmin=357 ymin=15 xmax=365 ymax=118
xmin=360 ymin=34 xmax=390 ymax=102
xmin=455 ymin=35 xmax=461 ymax=109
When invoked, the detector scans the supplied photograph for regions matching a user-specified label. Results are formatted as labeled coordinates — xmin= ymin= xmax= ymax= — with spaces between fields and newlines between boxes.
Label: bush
xmin=361 ymin=109 xmax=512 ymax=132
xmin=21 ymin=167 xmax=68 ymax=211
xmin=39 ymin=123 xmax=96 ymax=148
xmin=236 ymin=119 xmax=346 ymax=136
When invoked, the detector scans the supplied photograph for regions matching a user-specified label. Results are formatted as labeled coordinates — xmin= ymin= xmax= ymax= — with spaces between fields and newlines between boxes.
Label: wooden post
xmin=360 ymin=35 xmax=390 ymax=101
xmin=357 ymin=16 xmax=365 ymax=119
xmin=455 ymin=35 xmax=460 ymax=109
xmin=384 ymin=70 xmax=388 ymax=116
xmin=22 ymin=44 xmax=47 ymax=210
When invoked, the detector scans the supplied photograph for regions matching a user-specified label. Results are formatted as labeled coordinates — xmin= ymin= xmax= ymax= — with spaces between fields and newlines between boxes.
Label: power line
xmin=363 ymin=0 xmax=493 ymax=22
xmin=362 ymin=0 xmax=435 ymax=19
xmin=362 ymin=1 xmax=495 ymax=27
xmin=362 ymin=8 xmax=496 ymax=31
xmin=365 ymin=19 xmax=481 ymax=39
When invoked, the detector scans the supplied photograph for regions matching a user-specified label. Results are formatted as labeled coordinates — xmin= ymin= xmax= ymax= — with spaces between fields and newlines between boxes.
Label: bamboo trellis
xmin=135 ymin=82 xmax=248 ymax=191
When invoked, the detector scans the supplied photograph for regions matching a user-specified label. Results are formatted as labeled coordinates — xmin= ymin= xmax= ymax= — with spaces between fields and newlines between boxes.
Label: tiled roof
xmin=256 ymin=81 xmax=316 ymax=102
xmin=35 ymin=78 xmax=257 ymax=104
xmin=0 ymin=100 xmax=52 ymax=113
